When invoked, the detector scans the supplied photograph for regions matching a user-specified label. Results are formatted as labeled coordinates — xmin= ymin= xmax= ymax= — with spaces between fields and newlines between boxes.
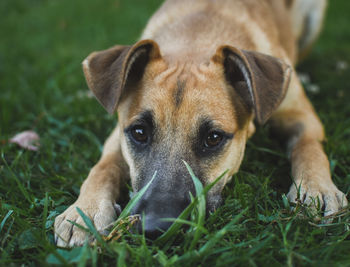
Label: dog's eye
xmin=204 ymin=131 xmax=223 ymax=148
xmin=131 ymin=125 xmax=148 ymax=143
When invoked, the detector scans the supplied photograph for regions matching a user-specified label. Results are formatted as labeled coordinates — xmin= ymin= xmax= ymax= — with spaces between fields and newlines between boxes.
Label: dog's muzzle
xmin=131 ymin=186 xmax=192 ymax=239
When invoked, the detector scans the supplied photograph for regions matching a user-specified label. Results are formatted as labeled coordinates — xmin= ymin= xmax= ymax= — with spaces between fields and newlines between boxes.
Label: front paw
xmin=54 ymin=198 xmax=118 ymax=247
xmin=287 ymin=181 xmax=348 ymax=217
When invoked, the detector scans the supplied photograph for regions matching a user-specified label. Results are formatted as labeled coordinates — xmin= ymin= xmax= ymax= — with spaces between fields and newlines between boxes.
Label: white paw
xmin=287 ymin=181 xmax=348 ymax=217
xmin=54 ymin=198 xmax=118 ymax=247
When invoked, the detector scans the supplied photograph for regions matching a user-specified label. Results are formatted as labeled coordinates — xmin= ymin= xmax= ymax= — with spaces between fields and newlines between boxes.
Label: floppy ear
xmin=213 ymin=46 xmax=292 ymax=124
xmin=82 ymin=40 xmax=161 ymax=114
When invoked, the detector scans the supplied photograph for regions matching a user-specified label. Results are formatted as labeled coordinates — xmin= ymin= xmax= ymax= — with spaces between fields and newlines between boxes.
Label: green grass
xmin=1 ymin=0 xmax=350 ymax=265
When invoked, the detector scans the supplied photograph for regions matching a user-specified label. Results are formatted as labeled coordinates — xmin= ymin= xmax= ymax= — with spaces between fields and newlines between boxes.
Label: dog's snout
xmin=129 ymin=162 xmax=197 ymax=238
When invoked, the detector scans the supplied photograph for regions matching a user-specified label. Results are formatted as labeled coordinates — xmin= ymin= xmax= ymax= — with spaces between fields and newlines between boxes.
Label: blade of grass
xmin=77 ymin=242 xmax=90 ymax=267
xmin=76 ymin=207 xmax=106 ymax=246
xmin=67 ymin=220 xmax=89 ymax=233
xmin=198 ymin=207 xmax=248 ymax=256
xmin=108 ymin=171 xmax=158 ymax=235
xmin=183 ymin=161 xmax=206 ymax=250
xmin=202 ymin=170 xmax=228 ymax=195
xmin=155 ymin=199 xmax=197 ymax=246
xmin=160 ymin=218 xmax=208 ymax=234
xmin=117 ymin=171 xmax=157 ymax=220
xmin=1 ymin=153 xmax=32 ymax=204
xmin=42 ymin=193 xmax=48 ymax=238
xmin=0 ymin=210 xmax=13 ymax=234
xmin=176 ymin=213 xmax=248 ymax=266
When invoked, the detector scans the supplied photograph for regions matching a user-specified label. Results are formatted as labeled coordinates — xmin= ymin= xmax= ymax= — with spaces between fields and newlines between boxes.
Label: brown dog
xmin=55 ymin=0 xmax=347 ymax=246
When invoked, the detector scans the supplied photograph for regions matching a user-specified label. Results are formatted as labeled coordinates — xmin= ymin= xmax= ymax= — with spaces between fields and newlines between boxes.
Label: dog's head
xmin=83 ymin=40 xmax=291 ymax=238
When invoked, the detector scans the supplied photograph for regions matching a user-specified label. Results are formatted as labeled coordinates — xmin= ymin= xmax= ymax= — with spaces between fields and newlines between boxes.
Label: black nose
xmin=131 ymin=194 xmax=191 ymax=239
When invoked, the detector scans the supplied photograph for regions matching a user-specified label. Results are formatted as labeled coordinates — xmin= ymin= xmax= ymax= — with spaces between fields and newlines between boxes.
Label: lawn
xmin=1 ymin=0 xmax=350 ymax=266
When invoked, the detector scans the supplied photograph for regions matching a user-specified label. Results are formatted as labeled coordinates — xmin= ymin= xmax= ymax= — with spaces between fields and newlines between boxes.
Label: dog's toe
xmin=93 ymin=199 xmax=118 ymax=232
xmin=323 ymin=190 xmax=348 ymax=217
xmin=54 ymin=199 xmax=118 ymax=247
xmin=303 ymin=191 xmax=323 ymax=211
xmin=336 ymin=191 xmax=348 ymax=207
xmin=68 ymin=218 xmax=90 ymax=247
xmin=287 ymin=182 xmax=348 ymax=219
xmin=55 ymin=216 xmax=77 ymax=247
xmin=286 ymin=185 xmax=304 ymax=204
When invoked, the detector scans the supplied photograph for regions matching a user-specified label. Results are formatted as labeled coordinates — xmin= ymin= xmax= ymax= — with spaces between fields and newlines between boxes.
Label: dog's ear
xmin=213 ymin=46 xmax=292 ymax=124
xmin=82 ymin=40 xmax=161 ymax=114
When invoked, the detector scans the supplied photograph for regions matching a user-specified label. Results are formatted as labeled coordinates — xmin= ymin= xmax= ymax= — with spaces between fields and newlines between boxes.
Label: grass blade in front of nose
xmin=118 ymin=171 xmax=157 ymax=220
xmin=183 ymin=161 xmax=205 ymax=250
xmin=156 ymin=164 xmax=227 ymax=247
xmin=106 ymin=171 xmax=158 ymax=240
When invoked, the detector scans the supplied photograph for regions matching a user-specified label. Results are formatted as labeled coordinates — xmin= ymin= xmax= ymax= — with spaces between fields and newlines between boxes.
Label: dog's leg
xmin=54 ymin=126 xmax=128 ymax=247
xmin=290 ymin=0 xmax=327 ymax=59
xmin=271 ymin=74 xmax=348 ymax=217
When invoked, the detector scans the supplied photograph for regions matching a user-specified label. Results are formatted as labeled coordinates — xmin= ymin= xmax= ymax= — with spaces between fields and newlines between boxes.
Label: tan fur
xmin=55 ymin=0 xmax=347 ymax=247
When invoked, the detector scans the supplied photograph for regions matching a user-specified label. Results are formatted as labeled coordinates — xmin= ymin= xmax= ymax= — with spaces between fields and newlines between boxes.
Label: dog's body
xmin=55 ymin=0 xmax=347 ymax=246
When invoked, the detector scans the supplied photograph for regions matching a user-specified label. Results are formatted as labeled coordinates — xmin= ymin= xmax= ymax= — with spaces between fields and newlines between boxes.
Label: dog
xmin=54 ymin=0 xmax=348 ymax=247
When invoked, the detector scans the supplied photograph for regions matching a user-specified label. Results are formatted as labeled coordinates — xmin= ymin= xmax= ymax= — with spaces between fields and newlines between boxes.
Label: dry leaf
xmin=9 ymin=130 xmax=40 ymax=151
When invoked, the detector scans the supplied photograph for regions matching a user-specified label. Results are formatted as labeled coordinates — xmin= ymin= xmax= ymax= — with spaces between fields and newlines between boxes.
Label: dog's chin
xmin=206 ymin=194 xmax=223 ymax=213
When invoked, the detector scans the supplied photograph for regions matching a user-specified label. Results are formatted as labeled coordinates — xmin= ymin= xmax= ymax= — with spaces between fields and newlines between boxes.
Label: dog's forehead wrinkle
xmin=153 ymin=61 xmax=209 ymax=85
xmin=174 ymin=79 xmax=186 ymax=107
